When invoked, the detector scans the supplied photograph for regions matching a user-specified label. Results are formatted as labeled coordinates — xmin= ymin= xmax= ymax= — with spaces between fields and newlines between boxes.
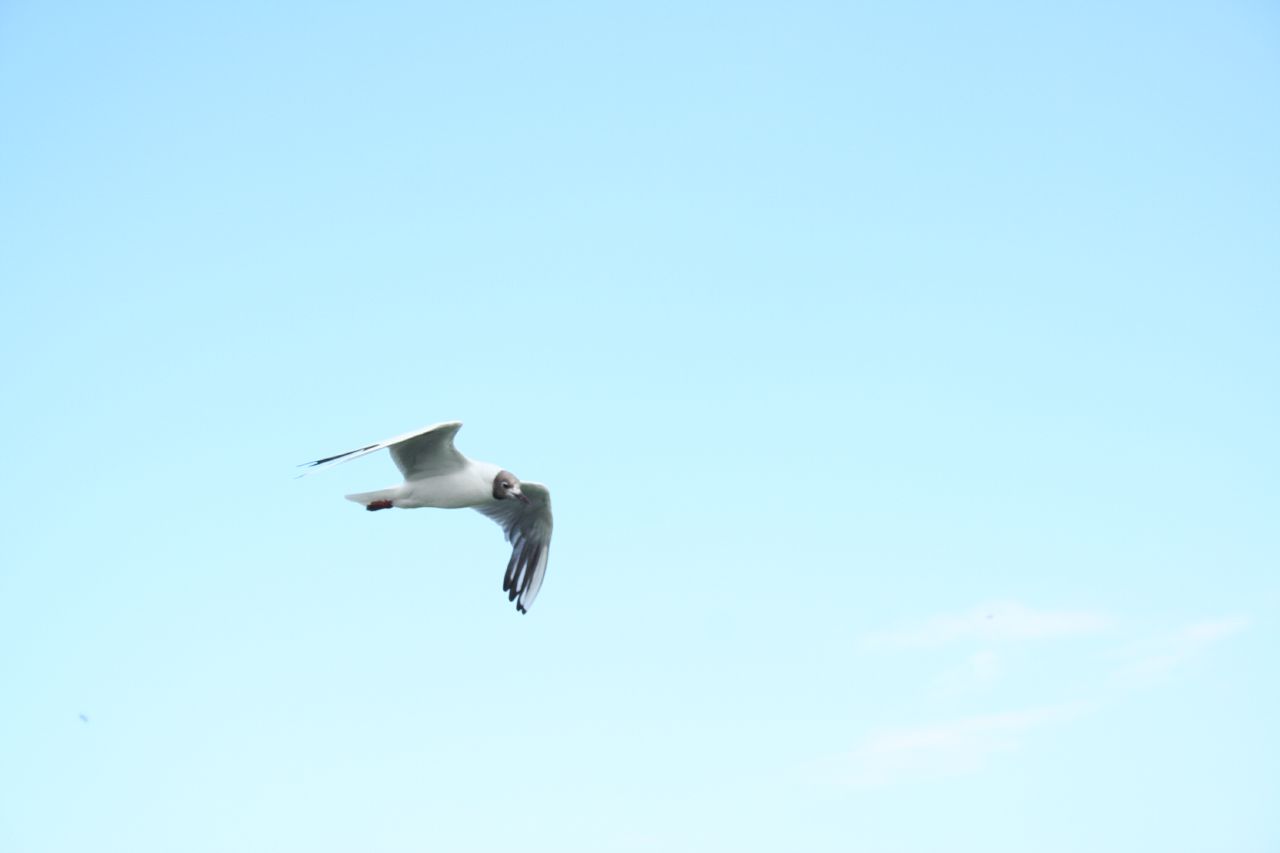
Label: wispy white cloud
xmin=816 ymin=610 xmax=1255 ymax=789
xmin=831 ymin=703 xmax=1091 ymax=787
xmin=1119 ymin=614 xmax=1252 ymax=683
xmin=864 ymin=600 xmax=1111 ymax=649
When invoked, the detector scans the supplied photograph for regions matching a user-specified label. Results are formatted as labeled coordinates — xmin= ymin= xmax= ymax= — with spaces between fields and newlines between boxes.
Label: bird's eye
xmin=502 ymin=481 xmax=511 ymax=488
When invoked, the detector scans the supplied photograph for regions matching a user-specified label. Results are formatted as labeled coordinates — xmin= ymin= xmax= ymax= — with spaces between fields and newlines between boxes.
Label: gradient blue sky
xmin=2 ymin=2 xmax=1277 ymax=851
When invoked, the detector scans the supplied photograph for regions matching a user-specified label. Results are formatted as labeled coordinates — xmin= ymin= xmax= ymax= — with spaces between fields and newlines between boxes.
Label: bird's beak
xmin=514 ymin=490 xmax=530 ymax=505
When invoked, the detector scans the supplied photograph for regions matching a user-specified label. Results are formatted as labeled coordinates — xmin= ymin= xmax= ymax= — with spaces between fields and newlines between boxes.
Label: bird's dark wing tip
xmin=299 ymin=443 xmax=380 ymax=469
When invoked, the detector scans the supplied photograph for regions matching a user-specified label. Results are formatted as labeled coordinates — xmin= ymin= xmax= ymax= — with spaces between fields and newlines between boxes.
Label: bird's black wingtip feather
xmin=297 ymin=443 xmax=381 ymax=469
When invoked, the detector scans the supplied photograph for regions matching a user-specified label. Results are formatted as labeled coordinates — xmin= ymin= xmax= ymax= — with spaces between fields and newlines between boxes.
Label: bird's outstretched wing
xmin=474 ymin=483 xmax=553 ymax=614
xmin=299 ymin=421 xmax=467 ymax=479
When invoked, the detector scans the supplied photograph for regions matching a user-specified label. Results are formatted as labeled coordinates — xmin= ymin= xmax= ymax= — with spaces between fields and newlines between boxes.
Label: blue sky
xmin=1 ymin=2 xmax=1277 ymax=850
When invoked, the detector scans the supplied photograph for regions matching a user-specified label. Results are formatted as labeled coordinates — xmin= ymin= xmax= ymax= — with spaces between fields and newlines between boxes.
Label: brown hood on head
xmin=492 ymin=469 xmax=521 ymax=500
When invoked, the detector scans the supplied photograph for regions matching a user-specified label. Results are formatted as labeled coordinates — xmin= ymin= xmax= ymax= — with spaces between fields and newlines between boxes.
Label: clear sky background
xmin=1 ymin=2 xmax=1277 ymax=851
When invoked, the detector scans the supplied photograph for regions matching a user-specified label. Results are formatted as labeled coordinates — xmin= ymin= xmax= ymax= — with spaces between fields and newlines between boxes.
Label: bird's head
xmin=492 ymin=470 xmax=530 ymax=504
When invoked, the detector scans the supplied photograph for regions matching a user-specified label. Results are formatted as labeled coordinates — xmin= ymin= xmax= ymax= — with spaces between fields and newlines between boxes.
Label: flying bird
xmin=301 ymin=421 xmax=553 ymax=613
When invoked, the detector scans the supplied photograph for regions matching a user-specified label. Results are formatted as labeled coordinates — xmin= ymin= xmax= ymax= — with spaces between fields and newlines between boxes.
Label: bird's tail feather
xmin=345 ymin=487 xmax=401 ymax=507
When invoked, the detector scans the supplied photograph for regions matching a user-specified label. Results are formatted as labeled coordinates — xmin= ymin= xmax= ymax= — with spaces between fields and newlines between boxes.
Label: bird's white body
xmin=356 ymin=459 xmax=504 ymax=509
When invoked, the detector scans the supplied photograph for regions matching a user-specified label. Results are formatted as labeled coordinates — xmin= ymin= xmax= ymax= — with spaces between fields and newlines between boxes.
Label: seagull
xmin=301 ymin=421 xmax=553 ymax=614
